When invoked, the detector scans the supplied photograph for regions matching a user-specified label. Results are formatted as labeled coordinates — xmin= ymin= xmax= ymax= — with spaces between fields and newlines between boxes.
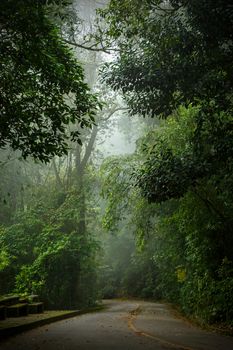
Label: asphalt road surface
xmin=1 ymin=300 xmax=233 ymax=350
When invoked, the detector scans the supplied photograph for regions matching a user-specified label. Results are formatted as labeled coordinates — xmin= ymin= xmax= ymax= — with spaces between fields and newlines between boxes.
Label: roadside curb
xmin=0 ymin=305 xmax=105 ymax=341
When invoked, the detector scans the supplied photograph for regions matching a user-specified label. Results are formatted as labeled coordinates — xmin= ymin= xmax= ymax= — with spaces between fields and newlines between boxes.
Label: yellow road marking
xmin=127 ymin=304 xmax=195 ymax=350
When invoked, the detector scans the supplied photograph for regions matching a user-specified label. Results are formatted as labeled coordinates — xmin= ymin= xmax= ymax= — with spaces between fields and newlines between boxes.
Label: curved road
xmin=1 ymin=300 xmax=233 ymax=350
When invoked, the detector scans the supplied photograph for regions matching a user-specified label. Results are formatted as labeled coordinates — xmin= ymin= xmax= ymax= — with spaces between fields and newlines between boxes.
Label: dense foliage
xmin=0 ymin=0 xmax=103 ymax=309
xmin=98 ymin=0 xmax=233 ymax=326
xmin=0 ymin=0 xmax=232 ymax=327
xmin=100 ymin=110 xmax=233 ymax=323
xmin=0 ymin=158 xmax=100 ymax=309
xmin=0 ymin=0 xmax=99 ymax=161
xmin=100 ymin=0 xmax=233 ymax=117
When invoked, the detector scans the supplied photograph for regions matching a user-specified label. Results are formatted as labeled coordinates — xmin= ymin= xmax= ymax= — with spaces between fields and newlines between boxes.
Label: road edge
xmin=0 ymin=305 xmax=105 ymax=341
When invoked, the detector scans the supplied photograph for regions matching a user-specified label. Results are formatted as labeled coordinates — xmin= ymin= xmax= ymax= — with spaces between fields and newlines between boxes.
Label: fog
xmin=0 ymin=0 xmax=142 ymax=304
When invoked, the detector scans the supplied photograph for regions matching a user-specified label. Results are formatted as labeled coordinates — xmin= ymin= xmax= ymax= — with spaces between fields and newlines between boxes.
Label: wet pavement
xmin=1 ymin=300 xmax=233 ymax=350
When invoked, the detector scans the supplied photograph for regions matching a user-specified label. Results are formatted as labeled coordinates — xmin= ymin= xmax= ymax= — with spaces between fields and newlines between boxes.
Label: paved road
xmin=1 ymin=300 xmax=233 ymax=350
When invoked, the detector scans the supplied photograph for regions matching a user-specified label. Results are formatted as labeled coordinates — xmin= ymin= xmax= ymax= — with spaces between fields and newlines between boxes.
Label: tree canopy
xmin=0 ymin=0 xmax=99 ymax=161
xmin=0 ymin=0 xmax=233 ymax=327
xmin=98 ymin=0 xmax=233 ymax=205
xmin=100 ymin=0 xmax=233 ymax=117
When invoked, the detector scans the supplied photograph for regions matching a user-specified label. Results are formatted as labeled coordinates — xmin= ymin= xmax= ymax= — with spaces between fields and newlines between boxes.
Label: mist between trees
xmin=0 ymin=0 xmax=232 ymax=326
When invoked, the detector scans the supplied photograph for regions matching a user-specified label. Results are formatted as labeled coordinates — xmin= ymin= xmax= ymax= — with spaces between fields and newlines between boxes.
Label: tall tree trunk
xmin=52 ymin=159 xmax=63 ymax=188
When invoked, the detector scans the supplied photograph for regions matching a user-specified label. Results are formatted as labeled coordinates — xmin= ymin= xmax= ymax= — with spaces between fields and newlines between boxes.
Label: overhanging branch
xmin=62 ymin=38 xmax=112 ymax=54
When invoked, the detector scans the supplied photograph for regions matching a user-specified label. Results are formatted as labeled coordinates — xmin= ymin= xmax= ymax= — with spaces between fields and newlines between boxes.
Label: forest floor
xmin=0 ymin=299 xmax=233 ymax=350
